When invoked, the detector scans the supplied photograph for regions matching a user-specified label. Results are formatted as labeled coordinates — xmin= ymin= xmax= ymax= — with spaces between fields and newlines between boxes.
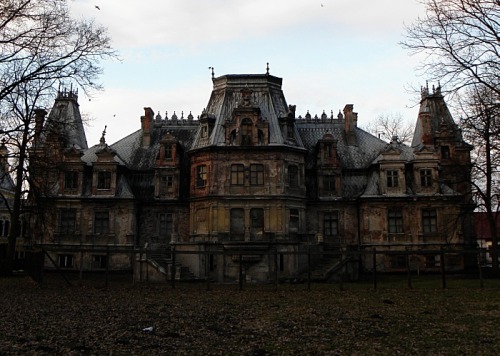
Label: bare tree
xmin=459 ymin=86 xmax=499 ymax=270
xmin=402 ymin=0 xmax=500 ymax=270
xmin=0 ymin=0 xmax=115 ymax=275
xmin=363 ymin=113 xmax=414 ymax=145
xmin=401 ymin=0 xmax=499 ymax=97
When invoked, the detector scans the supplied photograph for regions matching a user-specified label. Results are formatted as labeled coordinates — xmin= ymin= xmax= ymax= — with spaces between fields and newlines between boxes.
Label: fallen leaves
xmin=0 ymin=274 xmax=499 ymax=354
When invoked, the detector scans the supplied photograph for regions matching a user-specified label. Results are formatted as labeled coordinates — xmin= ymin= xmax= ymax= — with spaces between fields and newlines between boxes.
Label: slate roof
xmin=192 ymin=74 xmax=303 ymax=150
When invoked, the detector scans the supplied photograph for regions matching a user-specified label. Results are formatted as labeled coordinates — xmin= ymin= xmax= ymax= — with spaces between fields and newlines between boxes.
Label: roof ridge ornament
xmin=266 ymin=62 xmax=270 ymax=75
xmin=209 ymin=66 xmax=214 ymax=79
xmin=100 ymin=125 xmax=107 ymax=145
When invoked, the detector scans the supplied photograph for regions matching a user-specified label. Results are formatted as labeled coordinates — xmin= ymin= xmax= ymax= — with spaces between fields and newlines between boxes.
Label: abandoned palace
xmin=22 ymin=71 xmax=475 ymax=282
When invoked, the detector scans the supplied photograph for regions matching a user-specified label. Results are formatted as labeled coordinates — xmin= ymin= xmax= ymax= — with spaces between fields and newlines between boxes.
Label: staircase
xmin=146 ymin=243 xmax=197 ymax=281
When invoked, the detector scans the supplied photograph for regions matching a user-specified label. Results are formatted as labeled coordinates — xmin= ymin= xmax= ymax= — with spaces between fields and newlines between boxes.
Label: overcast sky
xmin=70 ymin=0 xmax=427 ymax=146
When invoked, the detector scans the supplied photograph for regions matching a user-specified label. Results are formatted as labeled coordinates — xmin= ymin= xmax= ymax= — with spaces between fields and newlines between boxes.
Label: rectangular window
xmin=325 ymin=143 xmax=332 ymax=158
xmin=250 ymin=164 xmax=264 ymax=185
xmin=230 ymin=208 xmax=245 ymax=241
xmin=386 ymin=170 xmax=399 ymax=188
xmin=59 ymin=209 xmax=76 ymax=234
xmin=0 ymin=219 xmax=10 ymax=237
xmin=58 ymin=254 xmax=73 ymax=268
xmin=164 ymin=145 xmax=172 ymax=159
xmin=323 ymin=174 xmax=336 ymax=195
xmin=422 ymin=209 xmax=437 ymax=234
xmin=97 ymin=171 xmax=111 ymax=190
xmin=420 ymin=169 xmax=433 ymax=187
xmin=64 ymin=171 xmax=78 ymax=190
xmin=231 ymin=164 xmax=245 ymax=185
xmin=288 ymin=165 xmax=299 ymax=188
xmin=324 ymin=212 xmax=339 ymax=237
xmin=441 ymin=146 xmax=450 ymax=159
xmin=289 ymin=209 xmax=299 ymax=233
xmin=159 ymin=175 xmax=173 ymax=195
xmin=92 ymin=255 xmax=107 ymax=269
xmin=196 ymin=165 xmax=207 ymax=187
xmin=159 ymin=213 xmax=173 ymax=237
xmin=94 ymin=211 xmax=109 ymax=234
xmin=388 ymin=209 xmax=403 ymax=234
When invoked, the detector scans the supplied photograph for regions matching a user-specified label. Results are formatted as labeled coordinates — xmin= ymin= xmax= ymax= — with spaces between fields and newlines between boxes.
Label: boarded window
xmin=159 ymin=213 xmax=173 ymax=237
xmin=230 ymin=208 xmax=245 ymax=240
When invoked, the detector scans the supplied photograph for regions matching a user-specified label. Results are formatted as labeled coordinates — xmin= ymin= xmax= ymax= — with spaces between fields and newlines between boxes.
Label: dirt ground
xmin=1 ymin=273 xmax=499 ymax=355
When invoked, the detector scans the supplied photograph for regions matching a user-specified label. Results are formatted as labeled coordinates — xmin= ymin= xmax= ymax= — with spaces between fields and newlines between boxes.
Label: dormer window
xmin=387 ymin=170 xmax=399 ymax=188
xmin=159 ymin=175 xmax=173 ymax=195
xmin=64 ymin=171 xmax=78 ymax=190
xmin=201 ymin=126 xmax=208 ymax=138
xmin=323 ymin=174 xmax=336 ymax=195
xmin=97 ymin=171 xmax=111 ymax=190
xmin=420 ymin=169 xmax=433 ymax=187
xmin=241 ymin=119 xmax=252 ymax=146
xmin=441 ymin=146 xmax=450 ymax=159
xmin=165 ymin=145 xmax=172 ymax=159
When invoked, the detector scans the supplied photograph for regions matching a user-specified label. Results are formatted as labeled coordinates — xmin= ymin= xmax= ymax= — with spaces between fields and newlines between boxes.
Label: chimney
xmin=0 ymin=141 xmax=8 ymax=174
xmin=343 ymin=104 xmax=358 ymax=145
xmin=34 ymin=108 xmax=47 ymax=144
xmin=141 ymin=107 xmax=154 ymax=147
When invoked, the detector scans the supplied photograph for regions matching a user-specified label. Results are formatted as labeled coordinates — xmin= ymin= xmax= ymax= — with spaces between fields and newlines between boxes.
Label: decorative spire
xmin=100 ymin=125 xmax=107 ymax=145
xmin=209 ymin=66 xmax=214 ymax=79
xmin=266 ymin=62 xmax=270 ymax=75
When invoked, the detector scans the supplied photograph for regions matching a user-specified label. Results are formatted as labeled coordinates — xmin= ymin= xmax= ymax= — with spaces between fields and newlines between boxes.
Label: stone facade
xmin=29 ymin=74 xmax=475 ymax=281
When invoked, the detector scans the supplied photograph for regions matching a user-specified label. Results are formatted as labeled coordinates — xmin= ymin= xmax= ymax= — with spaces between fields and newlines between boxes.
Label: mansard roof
xmin=191 ymin=74 xmax=303 ymax=149
xmin=44 ymin=90 xmax=88 ymax=150
xmin=297 ymin=121 xmax=388 ymax=170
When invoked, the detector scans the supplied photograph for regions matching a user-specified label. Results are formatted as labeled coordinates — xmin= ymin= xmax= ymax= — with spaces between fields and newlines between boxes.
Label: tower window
xmin=196 ymin=165 xmax=207 ymax=187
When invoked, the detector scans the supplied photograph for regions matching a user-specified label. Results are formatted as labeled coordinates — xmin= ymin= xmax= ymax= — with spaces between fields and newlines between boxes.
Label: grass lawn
xmin=0 ymin=273 xmax=499 ymax=355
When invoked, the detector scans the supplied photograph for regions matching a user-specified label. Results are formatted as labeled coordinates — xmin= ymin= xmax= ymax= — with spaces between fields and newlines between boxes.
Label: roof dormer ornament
xmin=100 ymin=125 xmax=107 ymax=145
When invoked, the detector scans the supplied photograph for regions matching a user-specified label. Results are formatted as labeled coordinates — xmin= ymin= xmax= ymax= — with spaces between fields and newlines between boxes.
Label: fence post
xmin=239 ymin=254 xmax=243 ymax=291
xmin=105 ymin=246 xmax=110 ymax=288
xmin=205 ymin=248 xmax=210 ymax=291
xmin=372 ymin=248 xmax=377 ymax=291
xmin=274 ymin=248 xmax=278 ymax=291
xmin=307 ymin=247 xmax=311 ymax=291
xmin=477 ymin=250 xmax=484 ymax=289
xmin=406 ymin=254 xmax=412 ymax=289
xmin=171 ymin=246 xmax=176 ymax=289
xmin=79 ymin=250 xmax=84 ymax=285
xmin=440 ymin=247 xmax=446 ymax=289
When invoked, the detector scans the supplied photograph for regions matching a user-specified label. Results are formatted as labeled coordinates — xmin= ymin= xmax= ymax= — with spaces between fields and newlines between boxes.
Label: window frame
xmin=158 ymin=212 xmax=173 ymax=237
xmin=59 ymin=208 xmax=76 ymax=234
xmin=94 ymin=210 xmax=110 ymax=235
xmin=323 ymin=212 xmax=339 ymax=238
xmin=230 ymin=164 xmax=245 ymax=185
xmin=159 ymin=175 xmax=173 ymax=195
xmin=250 ymin=164 xmax=264 ymax=185
xmin=323 ymin=174 xmax=336 ymax=195
xmin=386 ymin=170 xmax=399 ymax=188
xmin=196 ymin=165 xmax=207 ymax=188
xmin=288 ymin=165 xmax=299 ymax=188
xmin=422 ymin=209 xmax=438 ymax=234
xmin=420 ymin=168 xmax=433 ymax=188
xmin=97 ymin=171 xmax=112 ymax=190
xmin=64 ymin=171 xmax=79 ymax=190
xmin=387 ymin=209 xmax=403 ymax=234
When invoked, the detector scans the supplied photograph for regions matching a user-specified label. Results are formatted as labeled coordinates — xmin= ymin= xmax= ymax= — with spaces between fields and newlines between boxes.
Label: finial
xmin=209 ymin=66 xmax=214 ymax=79
xmin=100 ymin=125 xmax=107 ymax=145
xmin=266 ymin=62 xmax=270 ymax=75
